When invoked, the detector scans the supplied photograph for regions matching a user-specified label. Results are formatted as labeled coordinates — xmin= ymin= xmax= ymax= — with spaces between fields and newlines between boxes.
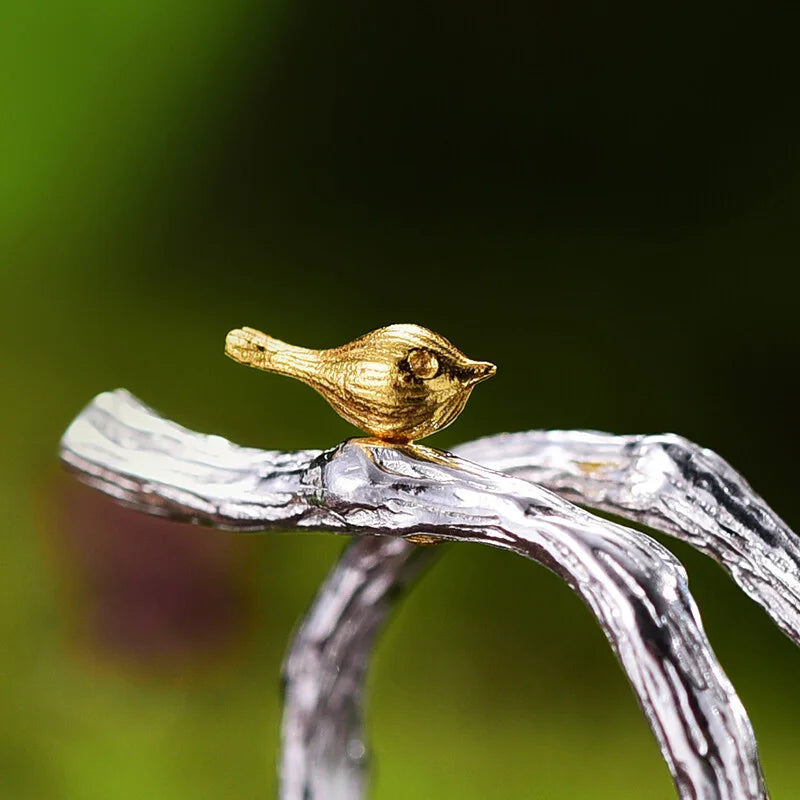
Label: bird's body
xmin=225 ymin=323 xmax=496 ymax=443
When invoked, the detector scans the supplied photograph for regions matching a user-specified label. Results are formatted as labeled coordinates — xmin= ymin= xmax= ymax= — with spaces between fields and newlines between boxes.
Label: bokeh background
xmin=3 ymin=2 xmax=800 ymax=797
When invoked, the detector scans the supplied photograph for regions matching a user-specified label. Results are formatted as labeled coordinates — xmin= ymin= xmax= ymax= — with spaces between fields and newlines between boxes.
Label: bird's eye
xmin=407 ymin=348 xmax=439 ymax=379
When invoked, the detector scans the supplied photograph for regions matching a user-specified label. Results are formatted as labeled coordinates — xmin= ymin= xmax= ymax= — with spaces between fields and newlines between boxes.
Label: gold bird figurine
xmin=224 ymin=323 xmax=496 ymax=443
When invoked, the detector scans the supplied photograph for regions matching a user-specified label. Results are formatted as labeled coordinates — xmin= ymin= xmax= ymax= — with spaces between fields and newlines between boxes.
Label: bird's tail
xmin=225 ymin=327 xmax=321 ymax=383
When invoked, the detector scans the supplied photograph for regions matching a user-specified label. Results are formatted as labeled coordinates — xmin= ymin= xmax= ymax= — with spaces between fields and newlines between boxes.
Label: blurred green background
xmin=3 ymin=1 xmax=800 ymax=797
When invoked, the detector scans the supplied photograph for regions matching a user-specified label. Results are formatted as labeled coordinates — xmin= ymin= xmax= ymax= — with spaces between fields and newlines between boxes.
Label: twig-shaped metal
xmin=459 ymin=430 xmax=800 ymax=646
xmin=59 ymin=390 xmax=787 ymax=800
xmin=288 ymin=430 xmax=800 ymax=800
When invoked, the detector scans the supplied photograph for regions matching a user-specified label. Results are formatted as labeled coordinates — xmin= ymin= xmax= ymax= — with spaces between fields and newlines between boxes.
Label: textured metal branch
xmin=60 ymin=390 xmax=769 ymax=800
xmin=295 ymin=430 xmax=800 ymax=800
xmin=458 ymin=430 xmax=800 ymax=647
xmin=281 ymin=536 xmax=438 ymax=800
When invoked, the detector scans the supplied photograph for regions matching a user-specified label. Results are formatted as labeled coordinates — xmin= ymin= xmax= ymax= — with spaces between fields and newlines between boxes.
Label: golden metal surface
xmin=404 ymin=534 xmax=443 ymax=545
xmin=225 ymin=323 xmax=496 ymax=442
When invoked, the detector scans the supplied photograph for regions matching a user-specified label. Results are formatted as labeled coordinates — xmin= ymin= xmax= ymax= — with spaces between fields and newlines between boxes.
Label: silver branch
xmin=59 ymin=390 xmax=800 ymax=800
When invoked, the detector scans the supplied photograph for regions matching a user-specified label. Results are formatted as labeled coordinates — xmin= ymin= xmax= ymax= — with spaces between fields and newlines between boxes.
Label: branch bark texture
xmin=59 ymin=390 xmax=794 ymax=800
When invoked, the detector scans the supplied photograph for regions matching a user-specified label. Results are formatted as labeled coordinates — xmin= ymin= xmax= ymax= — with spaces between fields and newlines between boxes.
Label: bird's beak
xmin=464 ymin=360 xmax=497 ymax=386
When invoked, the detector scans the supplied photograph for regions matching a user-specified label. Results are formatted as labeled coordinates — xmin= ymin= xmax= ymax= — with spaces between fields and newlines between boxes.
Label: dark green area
xmin=3 ymin=2 xmax=800 ymax=797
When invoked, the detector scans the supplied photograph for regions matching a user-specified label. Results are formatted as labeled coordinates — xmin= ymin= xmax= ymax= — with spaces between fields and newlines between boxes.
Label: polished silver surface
xmin=281 ymin=536 xmax=438 ymax=800
xmin=60 ymin=390 xmax=791 ymax=800
xmin=291 ymin=430 xmax=800 ymax=800
xmin=459 ymin=430 xmax=800 ymax=646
